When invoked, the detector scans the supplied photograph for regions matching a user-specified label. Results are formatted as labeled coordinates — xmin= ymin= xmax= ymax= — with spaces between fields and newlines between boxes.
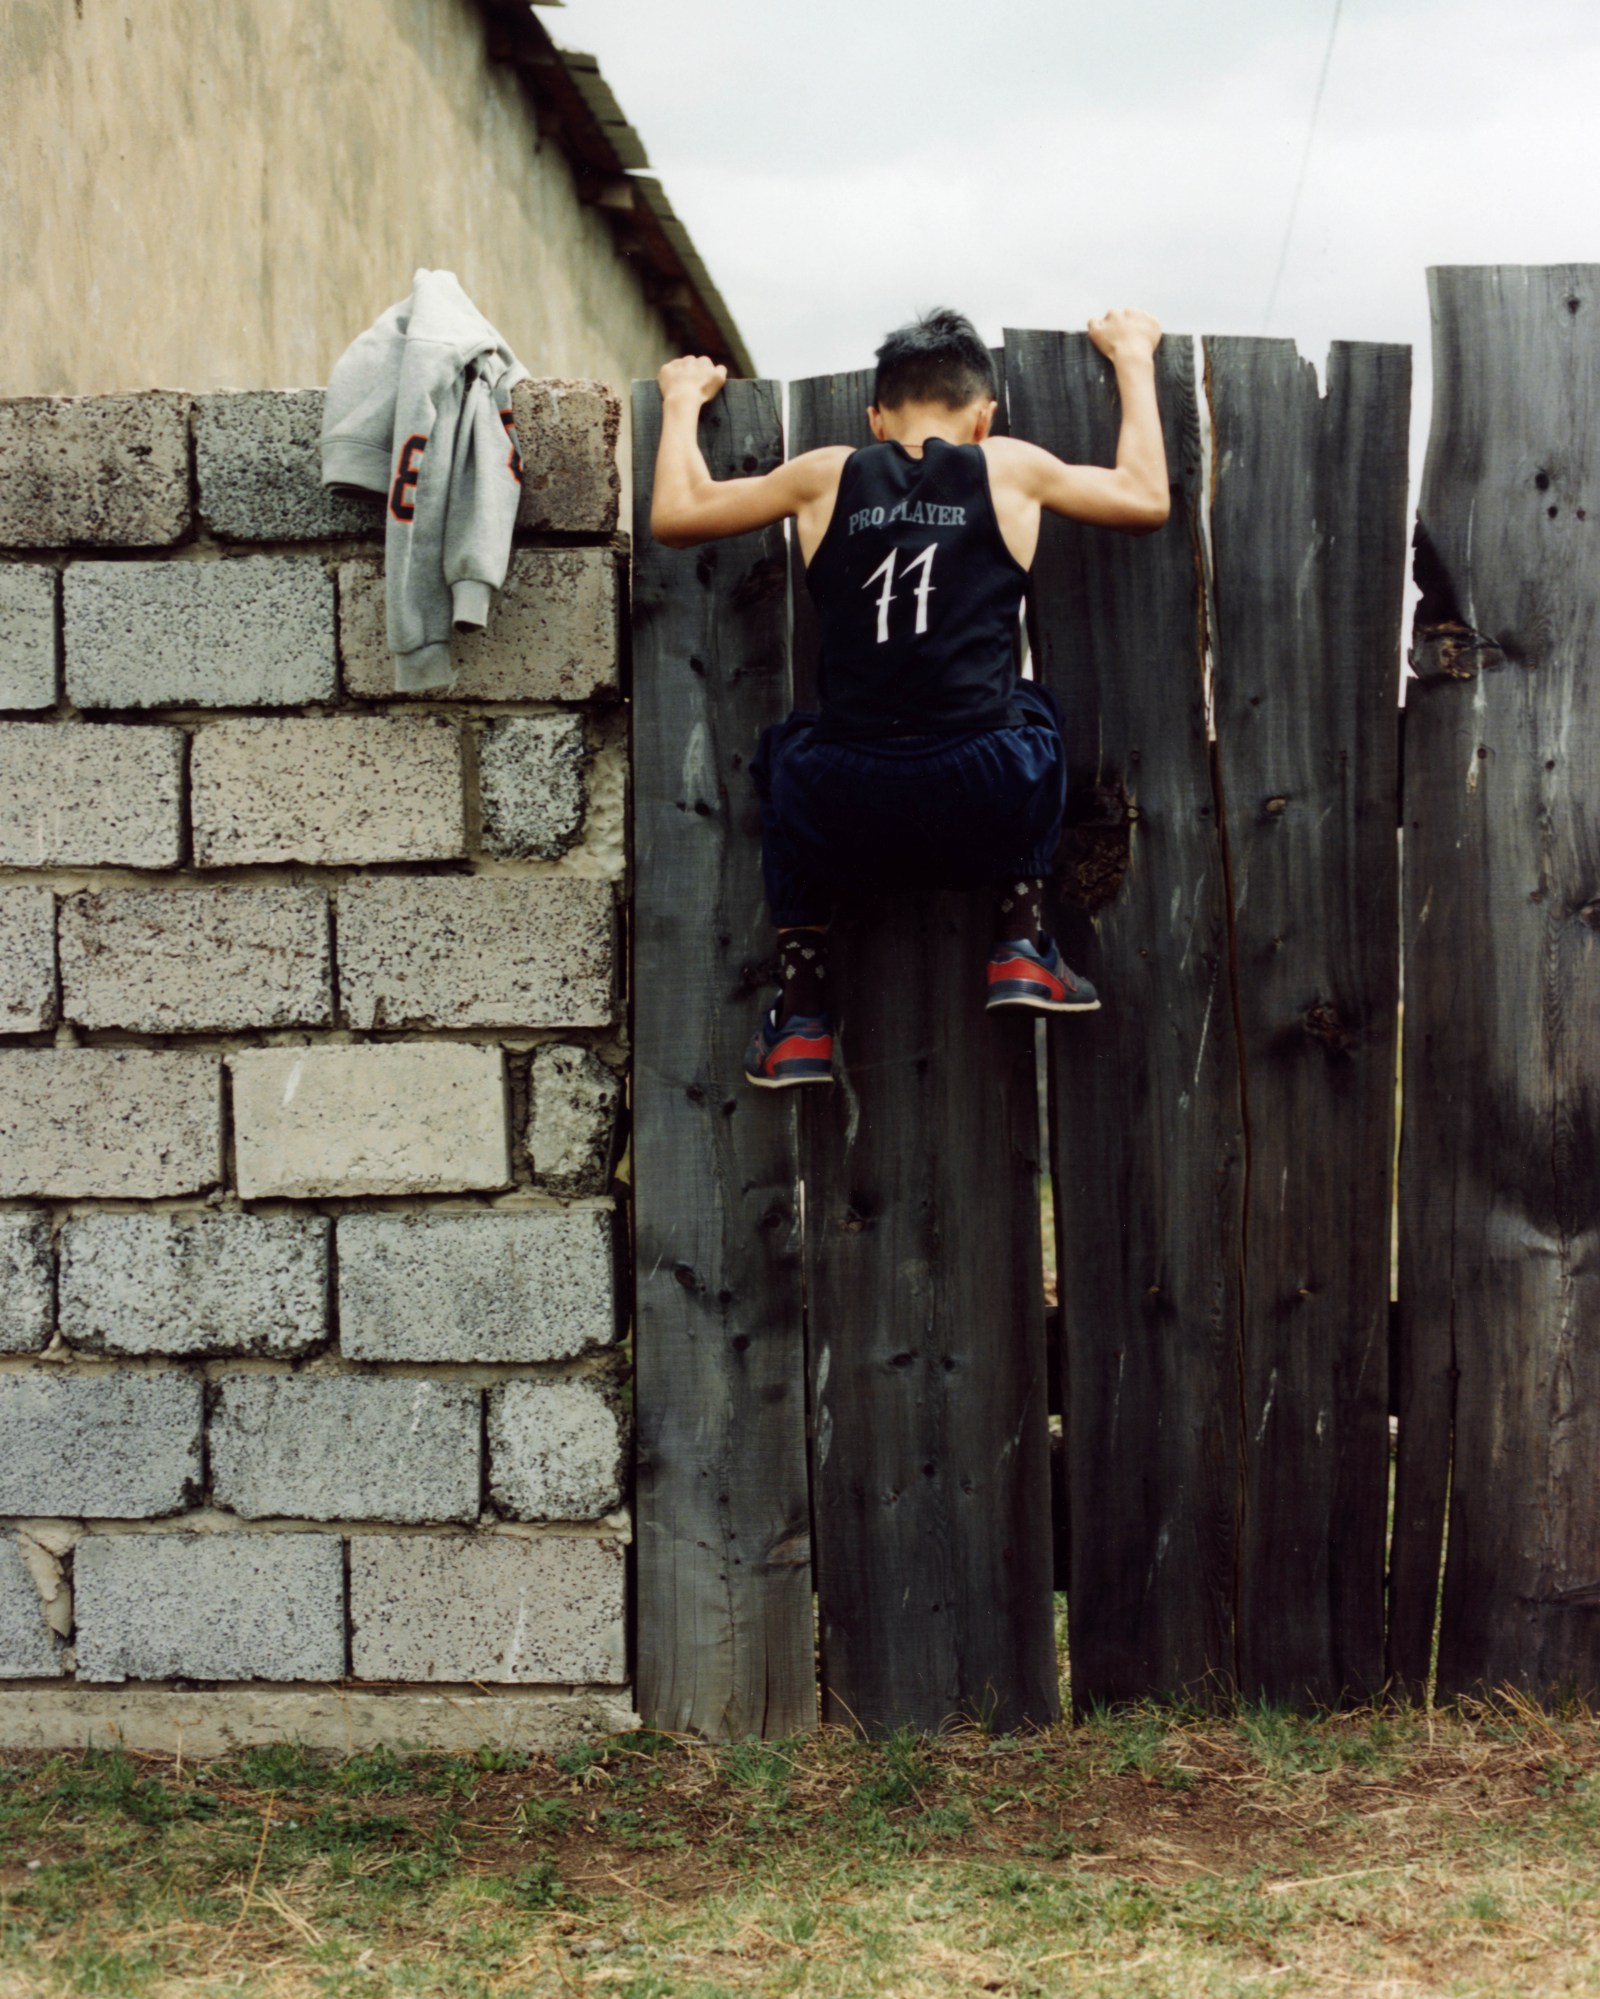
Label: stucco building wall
xmin=1 ymin=0 xmax=684 ymax=490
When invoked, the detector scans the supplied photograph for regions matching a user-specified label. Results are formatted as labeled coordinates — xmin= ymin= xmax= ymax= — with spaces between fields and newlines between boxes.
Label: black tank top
xmin=802 ymin=437 xmax=1028 ymax=740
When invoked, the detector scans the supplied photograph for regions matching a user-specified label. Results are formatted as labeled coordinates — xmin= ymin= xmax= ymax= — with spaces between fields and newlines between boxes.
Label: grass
xmin=2 ymin=1691 xmax=1600 ymax=1996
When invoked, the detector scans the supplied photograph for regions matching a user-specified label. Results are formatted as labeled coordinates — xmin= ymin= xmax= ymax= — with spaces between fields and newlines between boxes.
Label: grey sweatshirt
xmin=320 ymin=269 xmax=530 ymax=692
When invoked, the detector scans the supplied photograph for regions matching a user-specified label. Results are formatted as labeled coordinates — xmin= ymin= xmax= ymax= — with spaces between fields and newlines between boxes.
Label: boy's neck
xmin=870 ymin=398 xmax=991 ymax=454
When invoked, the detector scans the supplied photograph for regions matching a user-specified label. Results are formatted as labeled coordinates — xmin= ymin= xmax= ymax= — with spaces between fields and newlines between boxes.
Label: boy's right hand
xmin=658 ymin=355 xmax=729 ymax=404
xmin=1087 ymin=309 xmax=1163 ymax=365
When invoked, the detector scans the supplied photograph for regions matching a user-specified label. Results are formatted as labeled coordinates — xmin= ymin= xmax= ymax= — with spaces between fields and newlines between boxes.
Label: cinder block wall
xmin=0 ymin=384 xmax=637 ymax=1756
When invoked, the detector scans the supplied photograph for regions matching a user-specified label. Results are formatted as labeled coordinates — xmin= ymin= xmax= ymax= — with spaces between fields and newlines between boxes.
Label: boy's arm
xmin=991 ymin=310 xmax=1171 ymax=535
xmin=650 ymin=355 xmax=847 ymax=548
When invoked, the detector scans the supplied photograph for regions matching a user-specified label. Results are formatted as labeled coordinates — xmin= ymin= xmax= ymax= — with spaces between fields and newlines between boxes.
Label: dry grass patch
xmin=1 ymin=1691 xmax=1598 ymax=1996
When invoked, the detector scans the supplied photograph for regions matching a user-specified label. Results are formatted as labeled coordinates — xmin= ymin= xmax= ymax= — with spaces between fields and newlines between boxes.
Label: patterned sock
xmin=994 ymin=877 xmax=1046 ymax=949
xmin=777 ymin=930 xmax=829 ymax=1023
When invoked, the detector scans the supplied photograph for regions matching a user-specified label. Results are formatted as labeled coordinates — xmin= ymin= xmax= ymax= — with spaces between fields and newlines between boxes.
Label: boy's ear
xmin=972 ymin=399 xmax=998 ymax=441
xmin=867 ymin=405 xmax=888 ymax=441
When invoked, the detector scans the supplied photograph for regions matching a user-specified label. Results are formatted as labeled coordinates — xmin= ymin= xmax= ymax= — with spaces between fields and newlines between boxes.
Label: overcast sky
xmin=555 ymin=0 xmax=1597 ymax=549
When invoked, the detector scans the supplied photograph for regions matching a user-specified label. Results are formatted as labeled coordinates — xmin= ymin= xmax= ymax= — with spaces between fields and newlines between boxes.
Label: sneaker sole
xmin=743 ymin=1066 xmax=835 ymax=1088
xmin=986 ymin=992 xmax=1101 ymax=1014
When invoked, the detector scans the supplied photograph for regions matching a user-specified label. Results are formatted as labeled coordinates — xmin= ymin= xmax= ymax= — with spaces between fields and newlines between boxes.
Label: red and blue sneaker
xmin=985 ymin=935 xmax=1100 ymax=1013
xmin=743 ymin=1001 xmax=835 ymax=1088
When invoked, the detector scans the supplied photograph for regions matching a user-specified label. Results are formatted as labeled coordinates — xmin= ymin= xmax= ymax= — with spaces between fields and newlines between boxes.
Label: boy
xmin=650 ymin=305 xmax=1168 ymax=1088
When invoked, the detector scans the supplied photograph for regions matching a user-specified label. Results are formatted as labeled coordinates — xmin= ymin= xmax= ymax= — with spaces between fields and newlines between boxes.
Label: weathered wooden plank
xmin=1393 ymin=266 xmax=1600 ymax=1700
xmin=1206 ymin=337 xmax=1409 ymax=1705
xmin=1004 ymin=329 xmax=1242 ymax=1710
xmin=630 ymin=379 xmax=817 ymax=1740
xmin=786 ymin=368 xmax=875 ymax=712
xmin=787 ymin=364 xmax=1059 ymax=1737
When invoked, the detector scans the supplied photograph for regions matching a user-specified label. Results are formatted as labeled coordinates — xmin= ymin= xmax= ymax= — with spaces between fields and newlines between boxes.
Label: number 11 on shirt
xmin=863 ymin=543 xmax=938 ymax=643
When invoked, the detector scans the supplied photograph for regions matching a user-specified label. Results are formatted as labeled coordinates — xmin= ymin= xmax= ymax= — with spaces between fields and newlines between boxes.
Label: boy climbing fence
xmin=647 ymin=306 xmax=1168 ymax=1088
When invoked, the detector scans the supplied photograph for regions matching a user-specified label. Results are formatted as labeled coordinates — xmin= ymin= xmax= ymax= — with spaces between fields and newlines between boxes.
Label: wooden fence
xmin=630 ymin=265 xmax=1600 ymax=1738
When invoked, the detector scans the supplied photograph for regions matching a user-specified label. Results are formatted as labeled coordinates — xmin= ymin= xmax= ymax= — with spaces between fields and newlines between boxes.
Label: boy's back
xmin=802 ymin=435 xmax=1027 ymax=740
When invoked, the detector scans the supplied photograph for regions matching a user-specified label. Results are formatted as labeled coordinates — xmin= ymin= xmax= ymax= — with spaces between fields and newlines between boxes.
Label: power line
xmin=1262 ymin=0 xmax=1344 ymax=335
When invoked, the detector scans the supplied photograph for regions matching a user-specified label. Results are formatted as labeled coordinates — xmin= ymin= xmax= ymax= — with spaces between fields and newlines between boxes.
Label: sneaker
xmin=985 ymin=936 xmax=1101 ymax=1013
xmin=743 ymin=1001 xmax=835 ymax=1088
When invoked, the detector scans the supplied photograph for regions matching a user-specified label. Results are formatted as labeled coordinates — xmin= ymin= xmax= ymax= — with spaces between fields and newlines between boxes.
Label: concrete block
xmin=0 ymin=1210 xmax=53 ymax=1356
xmin=190 ymin=714 xmax=464 ymax=866
xmin=350 ymin=1534 xmax=626 ymax=1683
xmin=73 ymin=1532 xmax=345 ymax=1683
xmin=0 ymin=722 xmax=183 ymax=868
xmin=511 ymin=379 xmax=620 ymax=536
xmin=489 ymin=1383 xmax=624 ymax=1522
xmin=0 ymin=393 xmax=190 ymax=549
xmin=479 ymin=713 xmax=587 ymax=860
xmin=228 ymin=1041 xmax=510 ymax=1199
xmin=339 ymin=548 xmax=619 ymax=701
xmin=0 ymin=1685 xmax=641 ymax=1753
xmin=64 ymin=558 xmax=336 ymax=709
xmin=0 ymin=1371 xmax=203 ymax=1517
xmin=527 ymin=1044 xmax=621 ymax=1195
xmin=197 ymin=390 xmax=381 ymax=542
xmin=0 ymin=1048 xmax=222 ymax=1199
xmin=337 ymin=1210 xmax=615 ymax=1364
xmin=0 ymin=885 xmax=56 ymax=1032
xmin=337 ymin=875 xmax=614 ymax=1029
xmin=0 ymin=564 xmax=58 ymax=709
xmin=59 ymin=1211 xmax=330 ymax=1359
xmin=0 ymin=1536 xmax=64 ymax=1677
xmin=210 ymin=1375 xmax=480 ymax=1523
xmin=60 ymin=884 xmax=332 ymax=1033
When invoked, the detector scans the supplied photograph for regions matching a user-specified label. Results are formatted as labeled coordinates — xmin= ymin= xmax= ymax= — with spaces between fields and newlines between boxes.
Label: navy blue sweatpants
xmin=749 ymin=679 xmax=1067 ymax=929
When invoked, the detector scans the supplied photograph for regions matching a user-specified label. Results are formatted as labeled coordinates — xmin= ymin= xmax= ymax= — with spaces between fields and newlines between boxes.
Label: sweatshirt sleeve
xmin=441 ymin=361 xmax=525 ymax=632
xmin=320 ymin=293 xmax=410 ymax=497
xmin=385 ymin=362 xmax=462 ymax=693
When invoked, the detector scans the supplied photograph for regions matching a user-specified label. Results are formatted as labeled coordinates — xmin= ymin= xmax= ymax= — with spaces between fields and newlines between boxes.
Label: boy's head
xmin=871 ymin=307 xmax=996 ymax=413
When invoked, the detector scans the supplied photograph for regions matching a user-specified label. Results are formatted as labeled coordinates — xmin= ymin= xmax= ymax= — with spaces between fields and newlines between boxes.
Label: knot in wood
xmin=1579 ymin=900 xmax=1600 ymax=932
xmin=1413 ymin=620 xmax=1508 ymax=681
xmin=1056 ymin=779 xmax=1135 ymax=912
xmin=1263 ymin=795 xmax=1289 ymax=819
xmin=1303 ymin=999 xmax=1357 ymax=1057
xmin=731 ymin=552 xmax=788 ymax=610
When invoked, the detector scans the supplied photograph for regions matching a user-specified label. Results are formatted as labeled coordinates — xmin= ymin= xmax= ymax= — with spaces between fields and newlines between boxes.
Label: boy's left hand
xmin=659 ymin=355 xmax=729 ymax=404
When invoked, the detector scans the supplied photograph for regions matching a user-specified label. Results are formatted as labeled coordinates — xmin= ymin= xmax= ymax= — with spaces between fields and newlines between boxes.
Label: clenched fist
xmin=658 ymin=354 xmax=729 ymax=404
xmin=1087 ymin=309 xmax=1163 ymax=364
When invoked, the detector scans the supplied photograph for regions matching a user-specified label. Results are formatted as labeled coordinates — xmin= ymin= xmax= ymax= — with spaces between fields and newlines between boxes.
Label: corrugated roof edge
xmin=471 ymin=0 xmax=755 ymax=376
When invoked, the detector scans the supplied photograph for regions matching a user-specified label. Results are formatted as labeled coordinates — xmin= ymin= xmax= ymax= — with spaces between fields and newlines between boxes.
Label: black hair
xmin=872 ymin=307 xmax=997 ymax=411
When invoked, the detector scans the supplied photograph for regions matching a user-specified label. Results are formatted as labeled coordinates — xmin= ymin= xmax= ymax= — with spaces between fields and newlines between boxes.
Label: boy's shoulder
xmin=978 ymin=435 xmax=1050 ymax=464
xmin=979 ymin=433 xmax=1065 ymax=489
xmin=784 ymin=442 xmax=856 ymax=494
